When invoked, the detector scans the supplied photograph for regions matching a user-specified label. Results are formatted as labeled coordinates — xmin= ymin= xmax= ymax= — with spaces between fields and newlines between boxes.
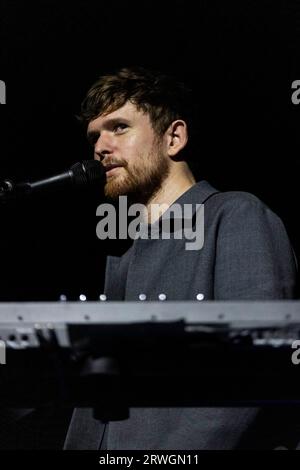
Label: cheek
xmin=125 ymin=134 xmax=142 ymax=150
xmin=121 ymin=133 xmax=156 ymax=166
xmin=118 ymin=136 xmax=136 ymax=158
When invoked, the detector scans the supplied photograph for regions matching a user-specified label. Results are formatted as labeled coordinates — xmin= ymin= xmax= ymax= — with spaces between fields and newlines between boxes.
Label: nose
xmin=94 ymin=132 xmax=114 ymax=161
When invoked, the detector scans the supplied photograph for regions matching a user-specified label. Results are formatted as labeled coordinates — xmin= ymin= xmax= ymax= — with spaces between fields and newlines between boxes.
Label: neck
xmin=145 ymin=162 xmax=196 ymax=223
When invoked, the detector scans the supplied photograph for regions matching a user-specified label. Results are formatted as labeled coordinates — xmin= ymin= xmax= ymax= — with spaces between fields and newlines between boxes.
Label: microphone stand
xmin=0 ymin=179 xmax=31 ymax=204
xmin=0 ymin=161 xmax=105 ymax=205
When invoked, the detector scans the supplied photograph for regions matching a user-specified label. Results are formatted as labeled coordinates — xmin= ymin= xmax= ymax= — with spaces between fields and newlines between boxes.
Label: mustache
xmin=102 ymin=158 xmax=127 ymax=169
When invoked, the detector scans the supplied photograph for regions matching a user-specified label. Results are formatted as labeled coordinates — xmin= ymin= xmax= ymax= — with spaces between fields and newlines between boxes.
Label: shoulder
xmin=205 ymin=189 xmax=281 ymax=221
xmin=207 ymin=189 xmax=268 ymax=210
xmin=199 ymin=188 xmax=291 ymax=241
xmin=195 ymin=181 xmax=271 ymax=213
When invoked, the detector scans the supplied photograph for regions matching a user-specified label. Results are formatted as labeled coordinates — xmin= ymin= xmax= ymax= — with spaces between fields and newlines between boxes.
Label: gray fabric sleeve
xmin=214 ymin=195 xmax=297 ymax=300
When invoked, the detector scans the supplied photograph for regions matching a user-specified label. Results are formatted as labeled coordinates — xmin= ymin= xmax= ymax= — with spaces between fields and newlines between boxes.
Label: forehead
xmin=87 ymin=101 xmax=149 ymax=133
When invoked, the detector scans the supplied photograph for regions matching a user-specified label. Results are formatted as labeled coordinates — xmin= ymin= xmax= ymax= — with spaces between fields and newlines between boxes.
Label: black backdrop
xmin=0 ymin=0 xmax=299 ymax=300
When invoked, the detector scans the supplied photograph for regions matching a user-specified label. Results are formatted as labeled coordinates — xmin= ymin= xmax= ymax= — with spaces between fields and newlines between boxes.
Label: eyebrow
xmin=87 ymin=117 xmax=131 ymax=142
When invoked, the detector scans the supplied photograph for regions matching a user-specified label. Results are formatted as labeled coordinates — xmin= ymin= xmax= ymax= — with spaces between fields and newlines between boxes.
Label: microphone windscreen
xmin=70 ymin=160 xmax=105 ymax=186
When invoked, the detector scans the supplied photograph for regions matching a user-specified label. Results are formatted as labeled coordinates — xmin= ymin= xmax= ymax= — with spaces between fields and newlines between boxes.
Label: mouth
xmin=104 ymin=163 xmax=123 ymax=177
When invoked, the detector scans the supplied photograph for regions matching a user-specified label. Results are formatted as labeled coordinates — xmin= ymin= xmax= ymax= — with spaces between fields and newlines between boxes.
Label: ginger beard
xmin=104 ymin=138 xmax=170 ymax=204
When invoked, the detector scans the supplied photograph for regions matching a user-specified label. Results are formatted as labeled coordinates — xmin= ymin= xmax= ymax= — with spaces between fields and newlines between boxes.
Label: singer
xmin=64 ymin=66 xmax=298 ymax=450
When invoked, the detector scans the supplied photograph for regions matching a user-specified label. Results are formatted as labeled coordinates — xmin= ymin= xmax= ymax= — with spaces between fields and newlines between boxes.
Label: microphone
xmin=0 ymin=160 xmax=105 ymax=202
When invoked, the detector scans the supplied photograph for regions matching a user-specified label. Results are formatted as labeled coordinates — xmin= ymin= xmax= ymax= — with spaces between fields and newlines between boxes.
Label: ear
xmin=165 ymin=120 xmax=188 ymax=159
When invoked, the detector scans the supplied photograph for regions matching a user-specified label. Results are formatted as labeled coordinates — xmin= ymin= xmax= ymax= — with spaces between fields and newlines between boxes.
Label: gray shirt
xmin=65 ymin=180 xmax=298 ymax=450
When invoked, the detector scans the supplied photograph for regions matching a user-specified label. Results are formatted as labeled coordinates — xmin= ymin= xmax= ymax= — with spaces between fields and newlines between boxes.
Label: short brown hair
xmin=79 ymin=66 xmax=195 ymax=140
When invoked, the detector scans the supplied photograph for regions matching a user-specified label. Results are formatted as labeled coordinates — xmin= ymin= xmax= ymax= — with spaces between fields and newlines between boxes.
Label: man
xmin=65 ymin=66 xmax=297 ymax=449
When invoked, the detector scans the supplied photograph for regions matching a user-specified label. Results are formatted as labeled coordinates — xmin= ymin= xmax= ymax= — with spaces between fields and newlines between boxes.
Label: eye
xmin=114 ymin=123 xmax=128 ymax=133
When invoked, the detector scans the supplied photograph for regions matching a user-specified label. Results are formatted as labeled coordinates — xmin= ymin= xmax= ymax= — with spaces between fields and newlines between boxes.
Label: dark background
xmin=0 ymin=0 xmax=299 ymax=300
